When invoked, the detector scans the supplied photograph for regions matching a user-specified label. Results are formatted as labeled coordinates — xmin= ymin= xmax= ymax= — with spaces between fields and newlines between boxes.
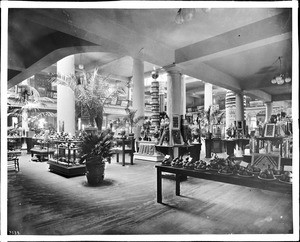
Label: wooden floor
xmin=8 ymin=153 xmax=293 ymax=235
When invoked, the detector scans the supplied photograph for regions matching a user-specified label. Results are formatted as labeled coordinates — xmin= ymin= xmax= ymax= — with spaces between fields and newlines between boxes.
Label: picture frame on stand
xmin=264 ymin=123 xmax=275 ymax=138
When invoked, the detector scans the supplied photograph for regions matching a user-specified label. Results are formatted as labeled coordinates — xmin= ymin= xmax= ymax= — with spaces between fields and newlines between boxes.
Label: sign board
xmin=172 ymin=115 xmax=180 ymax=130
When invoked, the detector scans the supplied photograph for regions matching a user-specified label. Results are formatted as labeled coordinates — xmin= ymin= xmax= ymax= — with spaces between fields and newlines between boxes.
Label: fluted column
xmin=57 ymin=55 xmax=75 ymax=134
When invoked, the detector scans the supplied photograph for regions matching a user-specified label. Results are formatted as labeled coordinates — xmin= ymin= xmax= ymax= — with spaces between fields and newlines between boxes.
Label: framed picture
xmin=172 ymin=130 xmax=183 ymax=145
xmin=236 ymin=121 xmax=243 ymax=130
xmin=172 ymin=115 xmax=180 ymax=130
xmin=264 ymin=123 xmax=275 ymax=137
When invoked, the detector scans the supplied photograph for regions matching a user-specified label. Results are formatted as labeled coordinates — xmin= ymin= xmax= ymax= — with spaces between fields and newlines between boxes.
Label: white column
xmin=132 ymin=58 xmax=145 ymax=139
xmin=235 ymin=92 xmax=244 ymax=122
xmin=132 ymin=58 xmax=145 ymax=118
xmin=167 ymin=68 xmax=183 ymax=147
xmin=57 ymin=55 xmax=75 ymax=134
xmin=264 ymin=101 xmax=273 ymax=123
xmin=235 ymin=92 xmax=245 ymax=157
xmin=204 ymin=83 xmax=213 ymax=111
xmin=167 ymin=69 xmax=183 ymax=119
xmin=182 ymin=75 xmax=187 ymax=116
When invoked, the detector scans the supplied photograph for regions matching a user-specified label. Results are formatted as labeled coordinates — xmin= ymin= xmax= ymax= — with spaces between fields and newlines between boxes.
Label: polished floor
xmin=8 ymin=151 xmax=293 ymax=235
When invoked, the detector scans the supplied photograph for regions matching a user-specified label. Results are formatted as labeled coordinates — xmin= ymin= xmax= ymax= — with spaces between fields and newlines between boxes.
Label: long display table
xmin=155 ymin=164 xmax=292 ymax=203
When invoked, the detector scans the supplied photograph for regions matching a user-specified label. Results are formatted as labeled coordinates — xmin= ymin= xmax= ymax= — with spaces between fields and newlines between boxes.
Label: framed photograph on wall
xmin=264 ymin=123 xmax=275 ymax=137
xmin=172 ymin=115 xmax=180 ymax=130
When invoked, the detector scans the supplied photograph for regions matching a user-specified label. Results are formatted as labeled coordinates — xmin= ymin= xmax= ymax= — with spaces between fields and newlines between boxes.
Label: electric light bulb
xmin=285 ymin=77 xmax=291 ymax=83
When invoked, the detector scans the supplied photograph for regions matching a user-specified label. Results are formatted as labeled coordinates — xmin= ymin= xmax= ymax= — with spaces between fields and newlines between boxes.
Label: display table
xmin=8 ymin=150 xmax=22 ymax=171
xmin=155 ymin=164 xmax=292 ymax=203
xmin=30 ymin=148 xmax=55 ymax=162
xmin=256 ymin=137 xmax=284 ymax=157
xmin=134 ymin=141 xmax=164 ymax=162
xmin=155 ymin=143 xmax=201 ymax=161
xmin=111 ymin=137 xmax=135 ymax=166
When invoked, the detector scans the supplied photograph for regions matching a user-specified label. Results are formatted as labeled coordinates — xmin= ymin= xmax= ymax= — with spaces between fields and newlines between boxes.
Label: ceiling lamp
xmin=270 ymin=56 xmax=292 ymax=85
xmin=175 ymin=8 xmax=196 ymax=24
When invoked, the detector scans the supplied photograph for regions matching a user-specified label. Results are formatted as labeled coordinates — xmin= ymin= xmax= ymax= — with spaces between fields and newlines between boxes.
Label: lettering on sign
xmin=172 ymin=115 xmax=180 ymax=130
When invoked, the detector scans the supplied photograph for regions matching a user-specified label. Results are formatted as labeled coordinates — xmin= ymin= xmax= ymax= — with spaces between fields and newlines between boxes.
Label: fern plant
xmin=79 ymin=129 xmax=114 ymax=165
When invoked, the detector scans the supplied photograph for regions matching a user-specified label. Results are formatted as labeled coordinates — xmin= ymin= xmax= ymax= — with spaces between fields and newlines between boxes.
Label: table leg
xmin=175 ymin=174 xmax=181 ymax=196
xmin=130 ymin=153 xmax=133 ymax=165
xmin=157 ymin=168 xmax=162 ymax=203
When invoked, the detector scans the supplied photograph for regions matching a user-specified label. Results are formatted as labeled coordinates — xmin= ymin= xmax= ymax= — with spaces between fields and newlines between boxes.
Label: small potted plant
xmin=79 ymin=130 xmax=114 ymax=185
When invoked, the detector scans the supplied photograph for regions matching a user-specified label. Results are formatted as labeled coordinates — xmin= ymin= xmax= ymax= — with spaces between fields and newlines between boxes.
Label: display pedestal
xmin=205 ymin=139 xmax=212 ymax=158
xmin=134 ymin=141 xmax=164 ymax=162
xmin=225 ymin=139 xmax=235 ymax=156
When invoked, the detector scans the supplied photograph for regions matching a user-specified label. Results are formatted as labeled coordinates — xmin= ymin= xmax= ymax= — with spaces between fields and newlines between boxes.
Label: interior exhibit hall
xmin=5 ymin=4 xmax=298 ymax=238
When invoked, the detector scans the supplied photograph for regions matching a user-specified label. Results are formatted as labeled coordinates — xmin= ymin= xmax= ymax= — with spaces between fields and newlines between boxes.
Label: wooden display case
xmin=47 ymin=140 xmax=85 ymax=177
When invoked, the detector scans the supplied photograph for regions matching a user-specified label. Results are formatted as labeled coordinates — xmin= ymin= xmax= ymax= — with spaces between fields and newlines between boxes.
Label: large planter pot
xmin=85 ymin=158 xmax=105 ymax=185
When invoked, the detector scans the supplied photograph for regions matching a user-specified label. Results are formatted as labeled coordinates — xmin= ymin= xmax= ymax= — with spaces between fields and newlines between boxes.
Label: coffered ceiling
xmin=8 ymin=7 xmax=293 ymax=102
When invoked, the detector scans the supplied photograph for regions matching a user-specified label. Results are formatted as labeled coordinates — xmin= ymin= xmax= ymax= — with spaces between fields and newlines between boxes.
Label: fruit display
xmin=182 ymin=157 xmax=196 ymax=170
xmin=171 ymin=157 xmax=184 ymax=168
xmin=279 ymin=171 xmax=292 ymax=184
xmin=272 ymin=168 xmax=282 ymax=176
xmin=194 ymin=160 xmax=208 ymax=170
xmin=258 ymin=168 xmax=276 ymax=180
xmin=161 ymin=156 xmax=171 ymax=166
xmin=250 ymin=165 xmax=261 ymax=173
xmin=237 ymin=166 xmax=254 ymax=177
xmin=218 ymin=165 xmax=233 ymax=175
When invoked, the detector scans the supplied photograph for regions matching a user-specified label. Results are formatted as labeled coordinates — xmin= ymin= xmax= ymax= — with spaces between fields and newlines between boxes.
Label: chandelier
xmin=270 ymin=57 xmax=291 ymax=85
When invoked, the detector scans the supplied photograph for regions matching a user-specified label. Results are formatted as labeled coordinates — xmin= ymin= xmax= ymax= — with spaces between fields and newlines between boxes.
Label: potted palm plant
xmin=54 ymin=68 xmax=125 ymax=131
xmin=79 ymin=129 xmax=114 ymax=185
xmin=124 ymin=107 xmax=145 ymax=137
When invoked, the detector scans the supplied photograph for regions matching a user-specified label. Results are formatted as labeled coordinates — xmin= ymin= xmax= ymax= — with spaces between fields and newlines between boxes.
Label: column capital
xmin=163 ymin=64 xmax=181 ymax=75
xmin=264 ymin=101 xmax=273 ymax=104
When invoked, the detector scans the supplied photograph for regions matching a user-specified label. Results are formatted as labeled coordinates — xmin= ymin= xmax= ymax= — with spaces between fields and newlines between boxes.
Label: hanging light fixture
xmin=78 ymin=53 xmax=84 ymax=70
xmin=175 ymin=8 xmax=196 ymax=24
xmin=270 ymin=57 xmax=292 ymax=85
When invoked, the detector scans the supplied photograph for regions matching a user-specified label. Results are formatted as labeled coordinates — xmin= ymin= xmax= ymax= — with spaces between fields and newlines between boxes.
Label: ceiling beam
xmin=8 ymin=46 xmax=113 ymax=89
xmin=244 ymin=90 xmax=272 ymax=102
xmin=175 ymin=11 xmax=292 ymax=64
xmin=177 ymin=61 xmax=241 ymax=92
xmin=272 ymin=93 xmax=292 ymax=102
xmin=24 ymin=9 xmax=174 ymax=68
